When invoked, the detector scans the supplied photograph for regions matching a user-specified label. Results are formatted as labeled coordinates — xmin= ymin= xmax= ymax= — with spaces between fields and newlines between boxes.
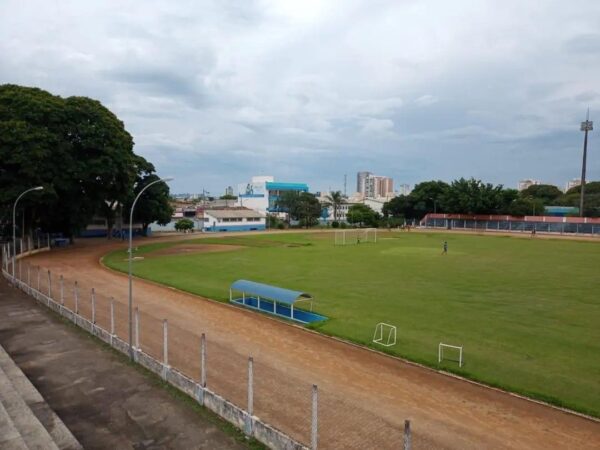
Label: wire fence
xmin=2 ymin=242 xmax=416 ymax=450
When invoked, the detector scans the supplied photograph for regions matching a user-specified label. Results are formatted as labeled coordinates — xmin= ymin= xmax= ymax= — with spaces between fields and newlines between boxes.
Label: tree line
xmin=0 ymin=84 xmax=173 ymax=240
xmin=268 ymin=177 xmax=600 ymax=230
xmin=383 ymin=178 xmax=600 ymax=220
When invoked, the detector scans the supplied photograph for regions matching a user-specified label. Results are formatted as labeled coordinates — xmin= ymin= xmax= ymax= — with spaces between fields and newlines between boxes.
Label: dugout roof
xmin=230 ymin=279 xmax=312 ymax=305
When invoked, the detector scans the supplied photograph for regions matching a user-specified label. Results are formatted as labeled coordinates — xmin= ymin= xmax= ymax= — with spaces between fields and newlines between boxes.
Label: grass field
xmin=103 ymin=231 xmax=600 ymax=417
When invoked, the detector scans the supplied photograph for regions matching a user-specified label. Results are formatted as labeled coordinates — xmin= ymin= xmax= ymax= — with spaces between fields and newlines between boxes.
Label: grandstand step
xmin=0 ymin=344 xmax=81 ymax=450
xmin=0 ymin=395 xmax=28 ymax=450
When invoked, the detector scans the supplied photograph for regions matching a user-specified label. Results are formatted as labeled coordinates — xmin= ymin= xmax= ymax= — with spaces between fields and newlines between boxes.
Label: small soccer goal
xmin=438 ymin=343 xmax=463 ymax=367
xmin=334 ymin=228 xmax=378 ymax=246
xmin=373 ymin=322 xmax=396 ymax=347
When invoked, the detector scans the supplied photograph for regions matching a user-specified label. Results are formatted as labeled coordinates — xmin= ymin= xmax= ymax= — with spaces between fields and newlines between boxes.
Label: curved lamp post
xmin=128 ymin=177 xmax=173 ymax=359
xmin=12 ymin=186 xmax=43 ymax=275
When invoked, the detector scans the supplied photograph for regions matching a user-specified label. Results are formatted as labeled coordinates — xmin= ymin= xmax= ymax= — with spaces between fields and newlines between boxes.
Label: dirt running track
xmin=22 ymin=234 xmax=600 ymax=449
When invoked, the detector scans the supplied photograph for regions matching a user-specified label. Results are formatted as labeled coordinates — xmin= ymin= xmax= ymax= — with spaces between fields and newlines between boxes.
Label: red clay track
xmin=24 ymin=234 xmax=600 ymax=449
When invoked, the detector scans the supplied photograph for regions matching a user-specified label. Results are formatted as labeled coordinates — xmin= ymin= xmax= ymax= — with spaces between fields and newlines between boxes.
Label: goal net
xmin=334 ymin=228 xmax=378 ymax=246
xmin=373 ymin=322 xmax=396 ymax=347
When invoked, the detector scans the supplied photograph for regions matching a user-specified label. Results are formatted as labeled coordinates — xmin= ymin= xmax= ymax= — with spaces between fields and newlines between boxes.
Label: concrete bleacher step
xmin=0 ymin=344 xmax=82 ymax=450
xmin=0 ymin=396 xmax=29 ymax=450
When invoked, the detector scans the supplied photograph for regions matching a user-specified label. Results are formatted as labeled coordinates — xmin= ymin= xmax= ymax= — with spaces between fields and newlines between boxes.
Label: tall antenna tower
xmin=343 ymin=174 xmax=347 ymax=196
xmin=580 ymin=109 xmax=593 ymax=216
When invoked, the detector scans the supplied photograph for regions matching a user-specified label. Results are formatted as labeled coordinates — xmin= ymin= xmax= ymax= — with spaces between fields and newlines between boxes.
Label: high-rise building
xmin=518 ymin=179 xmax=541 ymax=191
xmin=356 ymin=171 xmax=371 ymax=195
xmin=357 ymin=172 xmax=394 ymax=198
xmin=225 ymin=186 xmax=234 ymax=196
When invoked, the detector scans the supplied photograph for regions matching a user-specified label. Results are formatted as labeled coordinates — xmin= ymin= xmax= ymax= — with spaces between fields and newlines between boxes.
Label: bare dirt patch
xmin=148 ymin=244 xmax=244 ymax=257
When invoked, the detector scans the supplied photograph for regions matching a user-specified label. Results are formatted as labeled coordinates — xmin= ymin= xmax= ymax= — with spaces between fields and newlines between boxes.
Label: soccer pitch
xmin=104 ymin=231 xmax=600 ymax=417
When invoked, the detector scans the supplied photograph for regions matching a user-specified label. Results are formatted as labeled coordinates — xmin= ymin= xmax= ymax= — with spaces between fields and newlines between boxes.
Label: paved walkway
xmin=0 ymin=278 xmax=251 ymax=450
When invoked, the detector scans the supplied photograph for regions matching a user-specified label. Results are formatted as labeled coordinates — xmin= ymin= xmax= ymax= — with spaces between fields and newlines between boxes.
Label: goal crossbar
xmin=334 ymin=228 xmax=378 ymax=246
xmin=373 ymin=322 xmax=396 ymax=347
xmin=438 ymin=343 xmax=463 ymax=367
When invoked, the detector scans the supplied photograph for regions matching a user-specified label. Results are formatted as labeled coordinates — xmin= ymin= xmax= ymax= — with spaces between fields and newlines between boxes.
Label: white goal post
xmin=373 ymin=322 xmax=396 ymax=347
xmin=438 ymin=343 xmax=463 ymax=367
xmin=334 ymin=228 xmax=378 ymax=246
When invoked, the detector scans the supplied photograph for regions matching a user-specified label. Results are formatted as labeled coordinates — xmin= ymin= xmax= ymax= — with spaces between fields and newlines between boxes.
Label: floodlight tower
xmin=579 ymin=109 xmax=593 ymax=217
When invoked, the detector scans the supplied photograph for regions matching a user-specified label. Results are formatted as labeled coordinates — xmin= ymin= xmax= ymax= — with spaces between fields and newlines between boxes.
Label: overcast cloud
xmin=1 ymin=0 xmax=599 ymax=194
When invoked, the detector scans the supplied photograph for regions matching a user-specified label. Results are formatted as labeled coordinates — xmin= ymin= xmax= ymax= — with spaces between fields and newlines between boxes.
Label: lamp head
xmin=161 ymin=177 xmax=175 ymax=182
xmin=34 ymin=186 xmax=44 ymax=191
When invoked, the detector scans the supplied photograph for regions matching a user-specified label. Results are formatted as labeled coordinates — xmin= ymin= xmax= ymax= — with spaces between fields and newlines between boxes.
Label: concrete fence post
xmin=37 ymin=234 xmax=40 ymax=249
xmin=110 ymin=298 xmax=115 ymax=346
xmin=47 ymin=270 xmax=52 ymax=301
xmin=403 ymin=419 xmax=411 ymax=450
xmin=311 ymin=384 xmax=318 ymax=450
xmin=91 ymin=288 xmax=96 ymax=325
xmin=74 ymin=281 xmax=79 ymax=315
xmin=27 ymin=264 xmax=31 ymax=293
xmin=19 ymin=260 xmax=22 ymax=283
xmin=60 ymin=275 xmax=64 ymax=305
xmin=196 ymin=333 xmax=207 ymax=405
xmin=47 ymin=233 xmax=50 ymax=249
xmin=245 ymin=356 xmax=254 ymax=436
xmin=162 ymin=319 xmax=169 ymax=380
xmin=201 ymin=333 xmax=207 ymax=387
xmin=37 ymin=266 xmax=41 ymax=292
xmin=134 ymin=307 xmax=140 ymax=361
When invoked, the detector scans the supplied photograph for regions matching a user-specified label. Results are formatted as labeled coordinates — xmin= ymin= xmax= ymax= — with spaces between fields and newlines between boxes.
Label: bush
xmin=340 ymin=222 xmax=347 ymax=229
xmin=277 ymin=223 xmax=285 ymax=230
xmin=331 ymin=221 xmax=340 ymax=228
xmin=174 ymin=218 xmax=194 ymax=232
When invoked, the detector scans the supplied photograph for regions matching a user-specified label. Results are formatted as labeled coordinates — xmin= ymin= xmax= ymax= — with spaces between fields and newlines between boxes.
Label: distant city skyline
xmin=1 ymin=1 xmax=598 ymax=194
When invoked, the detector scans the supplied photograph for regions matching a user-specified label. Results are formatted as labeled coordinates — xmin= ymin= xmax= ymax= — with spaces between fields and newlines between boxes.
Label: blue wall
xmin=205 ymin=224 xmax=266 ymax=232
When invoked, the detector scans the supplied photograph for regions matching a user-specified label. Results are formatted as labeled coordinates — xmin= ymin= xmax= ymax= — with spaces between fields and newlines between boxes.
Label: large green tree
xmin=409 ymin=180 xmax=449 ymax=217
xmin=442 ymin=178 xmax=507 ymax=215
xmin=126 ymin=161 xmax=174 ymax=235
xmin=0 ymin=84 xmax=169 ymax=239
xmin=293 ymin=192 xmax=322 ymax=228
xmin=347 ymin=204 xmax=380 ymax=227
xmin=521 ymin=184 xmax=563 ymax=204
xmin=558 ymin=181 xmax=600 ymax=217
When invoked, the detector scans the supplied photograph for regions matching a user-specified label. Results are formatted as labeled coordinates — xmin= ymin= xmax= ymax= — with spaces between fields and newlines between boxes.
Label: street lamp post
xmin=12 ymin=186 xmax=43 ymax=276
xmin=579 ymin=110 xmax=593 ymax=217
xmin=128 ymin=177 xmax=173 ymax=359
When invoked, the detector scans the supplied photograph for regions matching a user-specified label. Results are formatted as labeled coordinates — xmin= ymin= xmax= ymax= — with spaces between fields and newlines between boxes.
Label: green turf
xmin=103 ymin=231 xmax=600 ymax=417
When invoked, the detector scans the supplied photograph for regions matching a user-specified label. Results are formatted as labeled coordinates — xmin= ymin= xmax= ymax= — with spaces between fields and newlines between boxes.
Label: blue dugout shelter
xmin=229 ymin=279 xmax=326 ymax=324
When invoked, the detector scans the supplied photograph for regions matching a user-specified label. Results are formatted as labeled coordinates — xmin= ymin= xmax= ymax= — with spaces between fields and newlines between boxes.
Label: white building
xmin=357 ymin=171 xmax=394 ymax=198
xmin=518 ymin=179 xmax=541 ymax=191
xmin=203 ymin=208 xmax=265 ymax=232
xmin=318 ymin=193 xmax=385 ymax=223
xmin=237 ymin=176 xmax=309 ymax=215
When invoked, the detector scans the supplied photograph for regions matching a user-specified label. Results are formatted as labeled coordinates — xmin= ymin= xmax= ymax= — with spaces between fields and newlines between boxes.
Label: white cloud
xmin=414 ymin=95 xmax=438 ymax=107
xmin=1 ymin=0 xmax=599 ymax=193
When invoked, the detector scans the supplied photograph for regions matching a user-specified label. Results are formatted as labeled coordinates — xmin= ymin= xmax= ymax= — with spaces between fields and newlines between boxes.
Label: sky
xmin=1 ymin=0 xmax=599 ymax=195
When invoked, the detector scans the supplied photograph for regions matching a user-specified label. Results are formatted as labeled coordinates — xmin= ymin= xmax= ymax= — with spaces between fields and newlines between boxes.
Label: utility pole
xmin=579 ymin=109 xmax=593 ymax=217
xmin=343 ymin=174 xmax=347 ymax=197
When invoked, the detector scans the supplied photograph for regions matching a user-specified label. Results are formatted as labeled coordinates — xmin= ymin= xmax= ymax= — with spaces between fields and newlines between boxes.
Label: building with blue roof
xmin=237 ymin=176 xmax=309 ymax=215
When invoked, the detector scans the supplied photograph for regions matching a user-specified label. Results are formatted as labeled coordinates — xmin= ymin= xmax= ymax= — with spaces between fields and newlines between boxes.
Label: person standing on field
xmin=442 ymin=240 xmax=448 ymax=255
